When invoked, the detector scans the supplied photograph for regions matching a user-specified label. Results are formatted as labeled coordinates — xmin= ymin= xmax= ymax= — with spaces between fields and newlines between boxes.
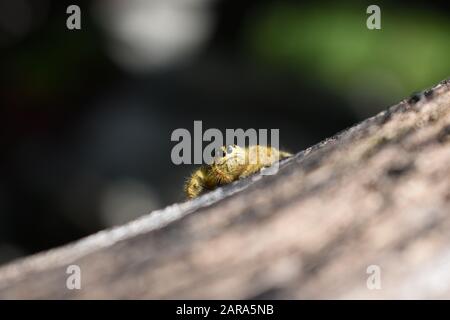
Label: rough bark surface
xmin=0 ymin=79 xmax=450 ymax=299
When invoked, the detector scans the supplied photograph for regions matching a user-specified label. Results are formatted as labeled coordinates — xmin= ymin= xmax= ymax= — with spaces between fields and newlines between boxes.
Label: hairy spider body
xmin=185 ymin=145 xmax=292 ymax=199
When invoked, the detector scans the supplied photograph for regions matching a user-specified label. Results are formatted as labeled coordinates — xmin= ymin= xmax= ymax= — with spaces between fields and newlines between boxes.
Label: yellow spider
xmin=184 ymin=144 xmax=292 ymax=199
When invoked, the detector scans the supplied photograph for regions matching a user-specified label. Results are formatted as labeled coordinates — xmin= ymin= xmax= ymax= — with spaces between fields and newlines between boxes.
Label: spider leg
xmin=185 ymin=167 xmax=208 ymax=199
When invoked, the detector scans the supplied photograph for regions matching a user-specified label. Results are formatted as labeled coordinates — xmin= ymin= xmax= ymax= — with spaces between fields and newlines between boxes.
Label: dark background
xmin=0 ymin=0 xmax=449 ymax=265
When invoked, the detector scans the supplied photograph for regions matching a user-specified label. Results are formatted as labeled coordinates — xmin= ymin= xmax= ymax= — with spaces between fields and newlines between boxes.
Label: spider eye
xmin=226 ymin=145 xmax=234 ymax=154
xmin=215 ymin=148 xmax=225 ymax=157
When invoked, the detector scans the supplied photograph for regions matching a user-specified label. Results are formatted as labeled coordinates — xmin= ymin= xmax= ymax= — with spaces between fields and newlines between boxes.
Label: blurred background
xmin=0 ymin=0 xmax=449 ymax=265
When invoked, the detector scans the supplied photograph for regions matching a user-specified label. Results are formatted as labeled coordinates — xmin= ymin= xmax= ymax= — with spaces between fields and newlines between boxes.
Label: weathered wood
xmin=0 ymin=79 xmax=450 ymax=299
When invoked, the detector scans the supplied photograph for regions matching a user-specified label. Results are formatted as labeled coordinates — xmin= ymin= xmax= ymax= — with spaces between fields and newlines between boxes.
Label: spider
xmin=184 ymin=144 xmax=292 ymax=199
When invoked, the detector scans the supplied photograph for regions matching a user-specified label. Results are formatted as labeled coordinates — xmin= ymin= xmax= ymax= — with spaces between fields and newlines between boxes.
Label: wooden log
xmin=0 ymin=79 xmax=449 ymax=299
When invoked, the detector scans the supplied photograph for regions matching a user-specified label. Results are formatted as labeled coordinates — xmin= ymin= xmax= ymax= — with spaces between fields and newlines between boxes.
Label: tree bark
xmin=0 ymin=79 xmax=450 ymax=299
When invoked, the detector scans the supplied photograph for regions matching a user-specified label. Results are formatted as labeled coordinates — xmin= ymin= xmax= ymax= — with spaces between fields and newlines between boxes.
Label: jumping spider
xmin=184 ymin=144 xmax=292 ymax=199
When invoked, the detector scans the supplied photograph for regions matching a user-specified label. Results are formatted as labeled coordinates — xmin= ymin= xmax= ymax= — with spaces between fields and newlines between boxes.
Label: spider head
xmin=213 ymin=144 xmax=245 ymax=171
